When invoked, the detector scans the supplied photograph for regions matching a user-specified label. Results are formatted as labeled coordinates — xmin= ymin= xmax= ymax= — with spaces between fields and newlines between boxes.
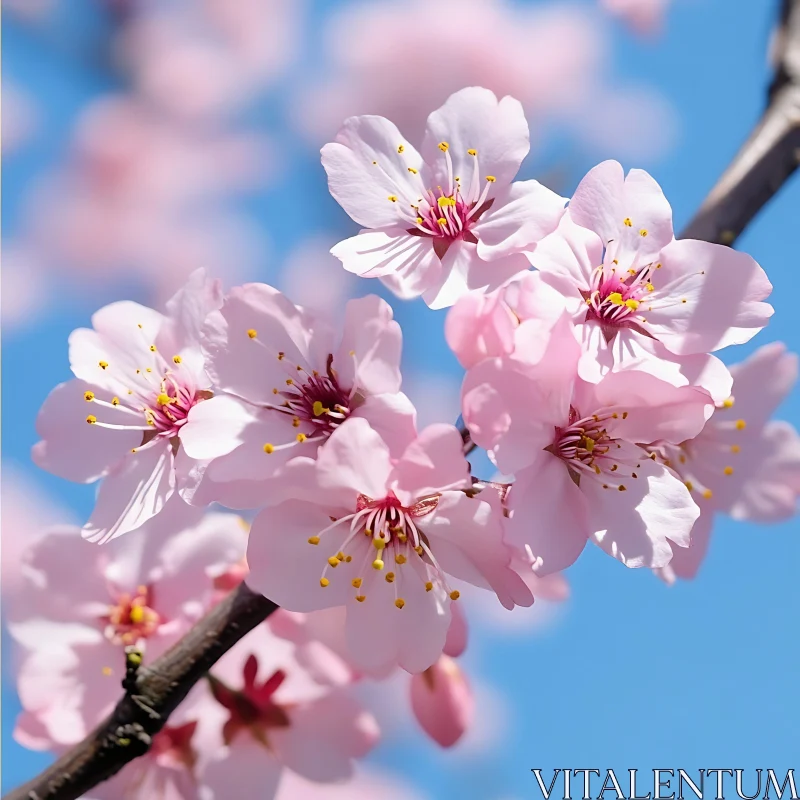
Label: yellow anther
xmin=723 ymin=397 xmax=734 ymax=408
xmin=685 ymin=480 xmax=694 ymax=491
xmin=425 ymin=581 xmax=433 ymax=592
xmin=98 ymin=361 xmax=108 ymax=369
xmin=385 ymin=572 xmax=395 ymax=583
xmin=416 ymin=216 xmax=424 ymax=223
xmin=608 ymin=292 xmax=624 ymax=305
xmin=285 ymin=378 xmax=294 ymax=386
xmin=437 ymin=217 xmax=447 ymax=226
xmin=583 ymin=437 xmax=595 ymax=453
xmin=702 ymin=489 xmax=713 ymax=500
xmin=149 ymin=345 xmax=157 ymax=352
xmin=395 ymin=553 xmax=407 ymax=565
xmin=639 ymin=229 xmax=648 ymax=237
xmin=307 ymin=536 xmax=320 ymax=545
xmin=723 ymin=466 xmax=734 ymax=476
xmin=395 ymin=598 xmax=406 ymax=609
xmin=646 ymin=283 xmax=655 ymax=292
xmin=437 ymin=196 xmax=456 ymax=207
xmin=84 ymin=391 xmax=95 ymax=402
xmin=388 ymin=195 xmax=398 ymax=202
xmin=345 ymin=555 xmax=352 ymax=562
xmin=137 ymin=323 xmax=143 ymax=329
xmin=129 ymin=605 xmax=144 ymax=624
xmin=327 ymin=556 xmax=339 ymax=568
xmin=618 ymin=485 xmax=627 ymax=492
xmin=373 ymin=538 xmax=386 ymax=550
xmin=449 ymin=590 xmax=460 ymax=601
xmin=485 ymin=175 xmax=496 ymax=182
xmin=296 ymin=433 xmax=307 ymax=443
xmin=622 ymin=411 xmax=628 ymax=419
xmin=408 ymin=167 xmax=418 ymax=174
xmin=372 ymin=559 xmax=384 ymax=570
xmin=246 ymin=329 xmax=257 ymax=339
xmin=173 ymin=355 xmax=182 ymax=364
xmin=102 ymin=666 xmax=113 ymax=676
xmin=625 ymin=299 xmax=640 ymax=311
xmin=397 ymin=144 xmax=405 ymax=153
xmin=336 ymin=552 xmax=345 ymax=561
xmin=146 ymin=368 xmax=152 ymax=373
xmin=355 ymin=594 xmax=366 ymax=602
xmin=623 ymin=217 xmax=633 ymax=227
xmin=438 ymin=141 xmax=449 ymax=152
xmin=681 ymin=298 xmax=687 ymax=304
xmin=263 ymin=443 xmax=275 ymax=454
xmin=292 ymin=417 xmax=301 ymax=428
xmin=467 ymin=148 xmax=477 ymax=156
xmin=313 ymin=400 xmax=324 ymax=416
xmin=731 ymin=444 xmax=741 ymax=453
xmin=349 ymin=349 xmax=356 ymax=356
xmin=111 ymin=397 xmax=120 ymax=406
xmin=320 ymin=578 xmax=330 ymax=587
xmin=86 ymin=415 xmax=97 ymax=424
xmin=735 ymin=419 xmax=747 ymax=430
xmin=156 ymin=393 xmax=173 ymax=406
xmin=352 ymin=578 xmax=363 ymax=588
xmin=414 ymin=545 xmax=423 ymax=555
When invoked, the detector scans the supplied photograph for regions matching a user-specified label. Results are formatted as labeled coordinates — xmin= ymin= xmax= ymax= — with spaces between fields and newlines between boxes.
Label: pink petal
xmin=334 ymin=295 xmax=403 ymax=396
xmin=352 ymin=392 xmax=417 ymax=458
xmin=424 ymin=492 xmax=533 ymax=610
xmin=475 ymin=179 xmax=566 ymax=260
xmin=444 ymin=601 xmax=468 ymax=657
xmin=33 ymin=379 xmax=139 ymax=483
xmin=657 ymin=508 xmax=714 ymax=584
xmin=505 ymin=455 xmax=591 ymax=575
xmin=422 ymin=87 xmax=529 ymax=190
xmin=390 ymin=424 xmax=470 ymax=503
xmin=322 ymin=115 xmax=423 ymax=229
xmin=445 ymin=288 xmax=517 ymax=369
xmin=246 ymin=501 xmax=353 ymax=612
xmin=82 ymin=443 xmax=176 ymax=543
xmin=586 ymin=456 xmax=698 ymax=568
xmin=410 ymin=655 xmax=473 ymax=748
xmin=647 ymin=239 xmax=773 ymax=355
xmin=179 ymin=395 xmax=260 ymax=461
xmin=567 ymin=159 xmax=626 ymax=245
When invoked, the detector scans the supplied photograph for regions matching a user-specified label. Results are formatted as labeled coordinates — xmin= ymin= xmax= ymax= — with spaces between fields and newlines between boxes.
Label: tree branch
xmin=4 ymin=582 xmax=277 ymax=800
xmin=6 ymin=4 xmax=800 ymax=800
xmin=679 ymin=0 xmax=800 ymax=243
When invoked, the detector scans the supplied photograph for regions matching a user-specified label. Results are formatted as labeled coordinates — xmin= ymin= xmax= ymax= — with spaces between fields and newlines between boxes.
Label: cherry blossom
xmin=409 ymin=655 xmax=474 ymax=748
xmin=179 ymin=285 xmax=415 ymax=509
xmin=532 ymin=160 xmax=773 ymax=402
xmin=600 ymin=0 xmax=670 ymax=35
xmin=462 ymin=317 xmax=709 ymax=574
xmin=654 ymin=342 xmax=800 ymax=583
xmin=322 ymin=86 xmax=566 ymax=308
xmin=33 ymin=271 xmax=222 ymax=542
xmin=197 ymin=622 xmax=379 ymax=798
xmin=246 ymin=418 xmax=532 ymax=674
xmin=10 ymin=507 xmax=247 ymax=748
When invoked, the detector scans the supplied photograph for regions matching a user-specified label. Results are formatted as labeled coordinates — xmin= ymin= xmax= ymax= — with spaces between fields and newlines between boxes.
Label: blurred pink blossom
xmin=21 ymin=96 xmax=270 ymax=302
xmin=2 ymin=82 xmax=38 ymax=154
xmin=115 ymin=0 xmax=304 ymax=122
xmin=410 ymin=655 xmax=473 ymax=747
xmin=600 ymin=0 xmax=671 ymax=35
xmin=294 ymin=0 xmax=675 ymax=162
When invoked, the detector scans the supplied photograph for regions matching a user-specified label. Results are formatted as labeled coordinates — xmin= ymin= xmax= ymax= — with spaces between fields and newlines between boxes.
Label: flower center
xmin=150 ymin=722 xmax=198 ymax=769
xmin=84 ymin=330 xmax=206 ymax=453
xmin=209 ymin=656 xmax=290 ymax=748
xmin=580 ymin=258 xmax=657 ymax=341
xmin=103 ymin=584 xmax=160 ymax=645
xmin=307 ymin=491 xmax=461 ymax=608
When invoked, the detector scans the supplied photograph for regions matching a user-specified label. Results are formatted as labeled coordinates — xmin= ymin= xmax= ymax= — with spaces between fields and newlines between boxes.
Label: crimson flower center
xmin=582 ymin=262 xmax=655 ymax=332
xmin=103 ymin=584 xmax=160 ymax=645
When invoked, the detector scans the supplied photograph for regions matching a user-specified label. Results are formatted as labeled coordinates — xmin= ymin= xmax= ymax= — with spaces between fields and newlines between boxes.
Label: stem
xmin=4 ymin=582 xmax=277 ymax=800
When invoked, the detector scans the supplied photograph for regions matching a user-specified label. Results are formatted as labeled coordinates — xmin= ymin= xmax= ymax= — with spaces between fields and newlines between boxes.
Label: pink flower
xmin=445 ymin=270 xmax=566 ymax=369
xmin=10 ymin=507 xmax=247 ymax=748
xmin=463 ymin=317 xmax=708 ymax=574
xmin=198 ymin=622 xmax=379 ymax=797
xmin=409 ymin=655 xmax=473 ymax=748
xmin=179 ymin=285 xmax=416 ymax=509
xmin=600 ymin=0 xmax=670 ymax=35
xmin=533 ymin=160 xmax=773 ymax=402
xmin=322 ymin=86 xmax=566 ymax=309
xmin=653 ymin=342 xmax=800 ymax=583
xmin=33 ymin=271 xmax=222 ymax=542
xmin=246 ymin=418 xmax=532 ymax=674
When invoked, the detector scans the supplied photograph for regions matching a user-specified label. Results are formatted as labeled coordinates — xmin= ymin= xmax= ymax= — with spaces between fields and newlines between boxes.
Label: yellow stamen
xmin=623 ymin=217 xmax=633 ymax=227
xmin=467 ymin=148 xmax=477 ymax=156
xmin=485 ymin=175 xmax=496 ymax=182
xmin=702 ymin=489 xmax=713 ymax=500
xmin=625 ymin=299 xmax=640 ymax=311
xmin=327 ymin=556 xmax=339 ymax=568
xmin=639 ymin=229 xmax=648 ymax=237
xmin=735 ymin=419 xmax=747 ymax=430
xmin=385 ymin=572 xmax=395 ymax=583
xmin=84 ymin=391 xmax=95 ymax=402
xmin=608 ymin=292 xmax=624 ymax=305
xmin=86 ymin=415 xmax=97 ymax=424
xmin=111 ymin=397 xmax=120 ymax=406
xmin=156 ymin=393 xmax=173 ymax=406
xmin=397 ymin=144 xmax=405 ymax=153
xmin=263 ymin=443 xmax=274 ymax=454
xmin=352 ymin=578 xmax=362 ymax=588
xmin=438 ymin=141 xmax=449 ymax=152
xmin=388 ymin=195 xmax=397 ymax=202
xmin=307 ymin=536 xmax=320 ymax=545
xmin=98 ymin=361 xmax=108 ymax=369
xmin=395 ymin=598 xmax=405 ymax=609
xmin=173 ymin=355 xmax=182 ymax=364
xmin=296 ymin=433 xmax=307 ymax=443
xmin=408 ymin=167 xmax=417 ymax=174
xmin=395 ymin=553 xmax=407 ymax=564
xmin=102 ymin=666 xmax=113 ymax=676
xmin=247 ymin=329 xmax=257 ymax=339
xmin=372 ymin=559 xmax=384 ymax=570
xmin=723 ymin=397 xmax=734 ymax=408
xmin=449 ymin=590 xmax=460 ymax=601
xmin=355 ymin=595 xmax=366 ymax=602
xmin=320 ymin=578 xmax=330 ymax=587
xmin=646 ymin=283 xmax=655 ymax=292
xmin=149 ymin=345 xmax=157 ymax=352
xmin=437 ymin=217 xmax=447 ymax=226
xmin=723 ymin=466 xmax=734 ymax=476
xmin=425 ymin=582 xmax=433 ymax=592
xmin=129 ymin=606 xmax=144 ymax=624
xmin=731 ymin=444 xmax=741 ymax=453
xmin=373 ymin=538 xmax=386 ymax=550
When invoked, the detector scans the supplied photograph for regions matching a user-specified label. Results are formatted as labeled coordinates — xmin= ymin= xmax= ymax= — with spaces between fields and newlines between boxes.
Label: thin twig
xmin=4 ymin=582 xmax=277 ymax=800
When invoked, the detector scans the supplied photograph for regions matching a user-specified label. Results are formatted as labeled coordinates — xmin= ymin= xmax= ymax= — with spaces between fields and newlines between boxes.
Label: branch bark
xmin=679 ymin=0 xmax=800 ymax=243
xmin=5 ymin=3 xmax=800 ymax=800
xmin=4 ymin=582 xmax=277 ymax=800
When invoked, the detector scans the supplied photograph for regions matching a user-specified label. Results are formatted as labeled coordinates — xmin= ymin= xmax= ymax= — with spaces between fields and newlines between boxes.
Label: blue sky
xmin=3 ymin=0 xmax=798 ymax=796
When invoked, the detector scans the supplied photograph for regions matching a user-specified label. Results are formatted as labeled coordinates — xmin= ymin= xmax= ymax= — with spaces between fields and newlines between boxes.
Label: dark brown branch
xmin=4 ymin=582 xmax=277 ymax=800
xmin=680 ymin=0 xmax=800 ymax=243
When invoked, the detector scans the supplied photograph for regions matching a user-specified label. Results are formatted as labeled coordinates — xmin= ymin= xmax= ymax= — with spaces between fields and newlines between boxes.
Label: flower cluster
xmin=16 ymin=86 xmax=799 ymax=798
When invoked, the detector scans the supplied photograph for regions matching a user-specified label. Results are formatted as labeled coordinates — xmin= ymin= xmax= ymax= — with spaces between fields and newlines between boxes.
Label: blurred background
xmin=2 ymin=0 xmax=798 ymax=797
